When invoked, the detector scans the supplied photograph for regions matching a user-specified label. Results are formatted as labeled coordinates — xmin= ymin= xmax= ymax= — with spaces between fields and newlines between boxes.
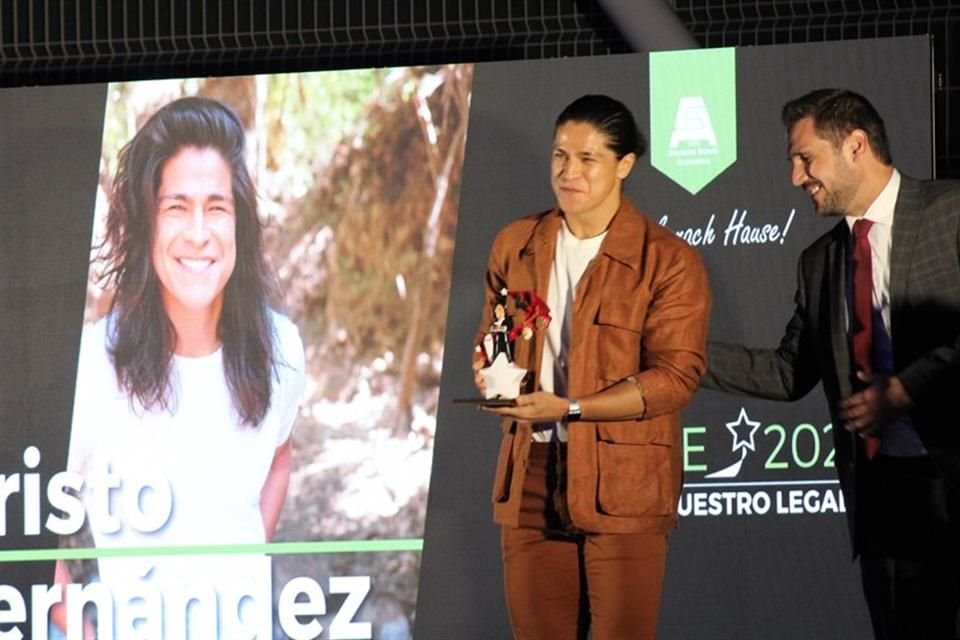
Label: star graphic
xmin=480 ymin=353 xmax=527 ymax=399
xmin=725 ymin=407 xmax=761 ymax=454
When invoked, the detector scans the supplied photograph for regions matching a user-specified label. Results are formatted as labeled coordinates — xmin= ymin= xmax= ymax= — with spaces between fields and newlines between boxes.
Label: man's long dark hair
xmin=555 ymin=94 xmax=646 ymax=159
xmin=101 ymin=96 xmax=278 ymax=426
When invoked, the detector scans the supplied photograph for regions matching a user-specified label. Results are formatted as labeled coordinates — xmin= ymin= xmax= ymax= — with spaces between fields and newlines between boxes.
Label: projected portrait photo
xmin=54 ymin=66 xmax=471 ymax=639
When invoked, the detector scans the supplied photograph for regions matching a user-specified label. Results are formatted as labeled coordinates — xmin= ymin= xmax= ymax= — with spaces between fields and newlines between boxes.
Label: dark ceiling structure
xmin=1 ymin=1 xmax=958 ymax=176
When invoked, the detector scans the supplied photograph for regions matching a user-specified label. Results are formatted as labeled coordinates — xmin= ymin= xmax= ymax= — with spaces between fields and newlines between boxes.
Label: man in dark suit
xmin=703 ymin=88 xmax=960 ymax=639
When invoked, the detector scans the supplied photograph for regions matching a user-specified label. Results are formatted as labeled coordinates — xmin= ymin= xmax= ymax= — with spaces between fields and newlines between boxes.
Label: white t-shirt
xmin=533 ymin=220 xmax=606 ymax=443
xmin=66 ymin=310 xmax=305 ymax=638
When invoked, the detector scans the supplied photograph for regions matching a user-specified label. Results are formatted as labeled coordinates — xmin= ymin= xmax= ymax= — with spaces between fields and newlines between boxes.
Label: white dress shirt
xmin=844 ymin=169 xmax=925 ymax=456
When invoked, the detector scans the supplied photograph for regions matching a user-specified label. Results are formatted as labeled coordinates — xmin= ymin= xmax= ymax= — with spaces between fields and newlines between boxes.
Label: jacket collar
xmin=520 ymin=197 xmax=649 ymax=270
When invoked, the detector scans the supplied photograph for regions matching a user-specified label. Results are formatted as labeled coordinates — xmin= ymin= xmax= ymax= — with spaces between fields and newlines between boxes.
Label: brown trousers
xmin=501 ymin=443 xmax=668 ymax=640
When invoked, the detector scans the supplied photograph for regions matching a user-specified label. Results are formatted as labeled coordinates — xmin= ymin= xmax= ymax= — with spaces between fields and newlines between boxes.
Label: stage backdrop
xmin=0 ymin=36 xmax=934 ymax=640
xmin=418 ymin=36 xmax=933 ymax=640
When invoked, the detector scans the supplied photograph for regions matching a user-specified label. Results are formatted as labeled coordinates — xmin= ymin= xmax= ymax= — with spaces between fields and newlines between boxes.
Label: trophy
xmin=474 ymin=288 xmax=551 ymax=401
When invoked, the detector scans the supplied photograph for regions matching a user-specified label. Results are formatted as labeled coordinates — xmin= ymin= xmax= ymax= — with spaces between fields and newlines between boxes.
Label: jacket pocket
xmin=596 ymin=298 xmax=648 ymax=380
xmin=492 ymin=431 xmax=515 ymax=503
xmin=596 ymin=437 xmax=672 ymax=517
xmin=596 ymin=298 xmax=648 ymax=332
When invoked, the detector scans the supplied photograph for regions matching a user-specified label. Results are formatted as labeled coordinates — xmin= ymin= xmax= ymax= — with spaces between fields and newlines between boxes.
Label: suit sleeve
xmin=701 ymin=250 xmax=822 ymax=401
xmin=898 ymin=337 xmax=960 ymax=410
xmin=896 ymin=198 xmax=960 ymax=409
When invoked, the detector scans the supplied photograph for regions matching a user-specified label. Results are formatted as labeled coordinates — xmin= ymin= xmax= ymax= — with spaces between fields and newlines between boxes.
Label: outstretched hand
xmin=480 ymin=391 xmax=569 ymax=423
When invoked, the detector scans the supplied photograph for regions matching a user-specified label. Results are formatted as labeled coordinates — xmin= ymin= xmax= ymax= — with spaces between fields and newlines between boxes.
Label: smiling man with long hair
xmin=54 ymin=96 xmax=305 ymax=639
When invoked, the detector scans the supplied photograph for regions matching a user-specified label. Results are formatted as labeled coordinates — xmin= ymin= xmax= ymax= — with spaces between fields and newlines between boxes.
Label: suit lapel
xmin=825 ymin=222 xmax=863 ymax=498
xmin=827 ymin=224 xmax=853 ymax=400
xmin=889 ymin=176 xmax=923 ymax=341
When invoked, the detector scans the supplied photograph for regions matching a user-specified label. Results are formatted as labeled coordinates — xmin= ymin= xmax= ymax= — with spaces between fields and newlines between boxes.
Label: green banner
xmin=650 ymin=48 xmax=737 ymax=194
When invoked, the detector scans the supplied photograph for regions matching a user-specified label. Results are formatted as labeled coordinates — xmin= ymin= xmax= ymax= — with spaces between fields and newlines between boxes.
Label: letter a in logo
xmin=650 ymin=48 xmax=736 ymax=194
xmin=670 ymin=97 xmax=718 ymax=149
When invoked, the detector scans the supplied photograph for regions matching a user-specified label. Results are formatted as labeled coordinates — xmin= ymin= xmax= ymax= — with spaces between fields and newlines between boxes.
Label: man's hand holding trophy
xmin=473 ymin=288 xmax=551 ymax=402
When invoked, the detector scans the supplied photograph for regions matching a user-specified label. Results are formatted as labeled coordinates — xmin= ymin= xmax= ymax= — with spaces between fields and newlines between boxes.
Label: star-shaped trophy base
xmin=479 ymin=353 xmax=527 ymax=399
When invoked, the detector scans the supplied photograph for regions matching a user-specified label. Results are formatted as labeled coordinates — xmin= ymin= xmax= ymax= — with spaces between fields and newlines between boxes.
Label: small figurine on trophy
xmin=484 ymin=296 xmax=513 ymax=362
xmin=476 ymin=288 xmax=551 ymax=400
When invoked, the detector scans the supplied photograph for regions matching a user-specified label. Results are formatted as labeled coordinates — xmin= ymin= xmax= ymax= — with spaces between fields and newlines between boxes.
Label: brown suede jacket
xmin=477 ymin=198 xmax=711 ymax=533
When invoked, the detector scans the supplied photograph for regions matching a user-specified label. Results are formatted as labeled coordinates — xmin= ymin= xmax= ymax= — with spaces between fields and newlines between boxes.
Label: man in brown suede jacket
xmin=475 ymin=94 xmax=710 ymax=640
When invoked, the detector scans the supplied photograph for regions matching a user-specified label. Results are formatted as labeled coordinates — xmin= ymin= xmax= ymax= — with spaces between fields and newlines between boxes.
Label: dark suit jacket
xmin=703 ymin=175 xmax=960 ymax=553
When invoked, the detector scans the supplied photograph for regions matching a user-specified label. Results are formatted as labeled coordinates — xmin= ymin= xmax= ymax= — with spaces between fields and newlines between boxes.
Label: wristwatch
xmin=566 ymin=398 xmax=582 ymax=422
